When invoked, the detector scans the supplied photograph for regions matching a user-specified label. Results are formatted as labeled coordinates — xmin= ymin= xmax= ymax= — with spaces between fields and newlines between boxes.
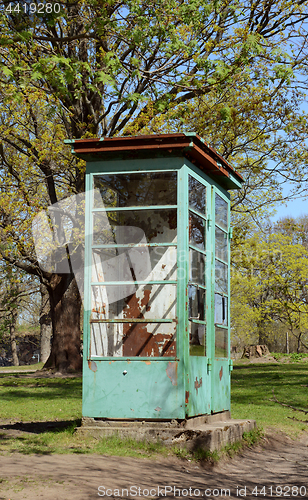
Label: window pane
xmin=189 ymin=175 xmax=206 ymax=215
xmin=215 ymin=259 xmax=228 ymax=294
xmin=215 ymin=226 xmax=228 ymax=262
xmin=189 ymin=212 xmax=205 ymax=250
xmin=92 ymin=246 xmax=177 ymax=282
xmin=215 ymin=193 xmax=228 ymax=230
xmin=91 ymin=322 xmax=176 ymax=357
xmin=189 ymin=323 xmax=206 ymax=356
xmin=215 ymin=293 xmax=228 ymax=326
xmin=91 ymin=284 xmax=176 ymax=320
xmin=188 ymin=285 xmax=205 ymax=321
xmin=93 ymin=172 xmax=177 ymax=208
xmin=215 ymin=327 xmax=228 ymax=357
xmin=189 ymin=249 xmax=205 ymax=286
xmin=92 ymin=209 xmax=177 ymax=245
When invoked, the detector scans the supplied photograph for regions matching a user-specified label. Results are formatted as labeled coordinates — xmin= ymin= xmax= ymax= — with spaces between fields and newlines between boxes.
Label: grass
xmin=271 ymin=352 xmax=308 ymax=363
xmin=0 ymin=362 xmax=44 ymax=372
xmin=0 ymin=360 xmax=307 ymax=458
xmin=231 ymin=361 xmax=308 ymax=436
xmin=0 ymin=373 xmax=82 ymax=421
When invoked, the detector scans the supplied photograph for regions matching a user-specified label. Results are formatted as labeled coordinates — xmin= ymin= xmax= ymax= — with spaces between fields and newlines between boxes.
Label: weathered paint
xmin=194 ymin=377 xmax=202 ymax=393
xmin=211 ymin=359 xmax=230 ymax=413
xmin=80 ymin=140 xmax=241 ymax=420
xmin=83 ymin=359 xmax=183 ymax=419
xmin=166 ymin=361 xmax=178 ymax=386
xmin=88 ymin=360 xmax=97 ymax=372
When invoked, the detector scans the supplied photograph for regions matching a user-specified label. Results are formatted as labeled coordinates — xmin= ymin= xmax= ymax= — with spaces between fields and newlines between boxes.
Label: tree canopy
xmin=1 ymin=0 xmax=308 ymax=368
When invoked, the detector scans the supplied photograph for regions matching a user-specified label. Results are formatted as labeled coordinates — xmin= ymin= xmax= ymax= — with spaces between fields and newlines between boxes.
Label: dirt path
xmin=0 ymin=432 xmax=308 ymax=500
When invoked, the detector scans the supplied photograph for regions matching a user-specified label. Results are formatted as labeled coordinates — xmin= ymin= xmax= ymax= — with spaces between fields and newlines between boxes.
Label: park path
xmin=0 ymin=432 xmax=308 ymax=500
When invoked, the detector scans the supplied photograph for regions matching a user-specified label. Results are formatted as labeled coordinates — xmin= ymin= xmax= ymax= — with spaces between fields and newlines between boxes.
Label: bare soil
xmin=0 ymin=431 xmax=308 ymax=500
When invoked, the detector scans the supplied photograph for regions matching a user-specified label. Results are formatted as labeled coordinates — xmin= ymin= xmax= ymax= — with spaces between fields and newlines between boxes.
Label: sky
xmin=271 ymin=196 xmax=308 ymax=222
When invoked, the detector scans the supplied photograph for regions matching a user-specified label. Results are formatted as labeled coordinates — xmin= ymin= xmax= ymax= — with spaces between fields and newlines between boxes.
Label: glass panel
xmin=215 ymin=259 xmax=228 ymax=294
xmin=91 ymin=284 xmax=176 ymax=320
xmin=215 ymin=226 xmax=228 ymax=262
xmin=188 ymin=285 xmax=205 ymax=321
xmin=189 ymin=175 xmax=206 ymax=215
xmin=189 ymin=323 xmax=206 ymax=356
xmin=189 ymin=249 xmax=205 ymax=286
xmin=215 ymin=193 xmax=228 ymax=230
xmin=93 ymin=172 xmax=177 ymax=208
xmin=215 ymin=293 xmax=228 ymax=326
xmin=92 ymin=209 xmax=177 ymax=245
xmin=189 ymin=212 xmax=205 ymax=250
xmin=215 ymin=327 xmax=228 ymax=357
xmin=91 ymin=322 xmax=176 ymax=357
xmin=92 ymin=246 xmax=177 ymax=282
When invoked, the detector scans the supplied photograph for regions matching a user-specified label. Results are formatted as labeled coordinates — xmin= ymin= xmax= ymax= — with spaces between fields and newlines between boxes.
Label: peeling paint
xmin=194 ymin=377 xmax=202 ymax=394
xmin=185 ymin=391 xmax=190 ymax=404
xmin=88 ymin=360 xmax=97 ymax=372
xmin=166 ymin=362 xmax=178 ymax=386
xmin=155 ymin=406 xmax=162 ymax=412
xmin=219 ymin=366 xmax=223 ymax=380
xmin=144 ymin=360 xmax=151 ymax=365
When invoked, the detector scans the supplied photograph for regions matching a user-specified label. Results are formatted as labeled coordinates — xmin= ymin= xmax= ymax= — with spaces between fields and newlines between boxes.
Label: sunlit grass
xmin=0 ymin=362 xmax=307 ymax=457
xmin=231 ymin=362 xmax=308 ymax=436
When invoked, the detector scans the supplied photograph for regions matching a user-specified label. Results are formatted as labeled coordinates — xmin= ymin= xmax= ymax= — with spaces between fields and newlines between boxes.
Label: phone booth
xmin=68 ymin=133 xmax=243 ymax=420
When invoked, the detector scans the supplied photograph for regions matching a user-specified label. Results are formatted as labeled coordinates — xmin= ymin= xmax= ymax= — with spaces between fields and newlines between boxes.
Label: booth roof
xmin=65 ymin=132 xmax=243 ymax=190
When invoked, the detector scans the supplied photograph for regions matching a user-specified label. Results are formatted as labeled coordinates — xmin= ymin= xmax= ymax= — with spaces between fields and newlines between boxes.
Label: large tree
xmin=0 ymin=0 xmax=308 ymax=371
xmin=231 ymin=227 xmax=308 ymax=351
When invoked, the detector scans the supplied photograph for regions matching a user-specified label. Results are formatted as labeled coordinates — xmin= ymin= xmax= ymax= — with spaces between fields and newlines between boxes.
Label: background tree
xmin=0 ymin=261 xmax=39 ymax=365
xmin=1 ymin=0 xmax=308 ymax=370
xmin=231 ymin=226 xmax=308 ymax=353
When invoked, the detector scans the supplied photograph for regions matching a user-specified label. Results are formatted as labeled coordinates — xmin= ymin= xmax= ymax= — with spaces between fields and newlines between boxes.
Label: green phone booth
xmin=68 ymin=133 xmax=243 ymax=420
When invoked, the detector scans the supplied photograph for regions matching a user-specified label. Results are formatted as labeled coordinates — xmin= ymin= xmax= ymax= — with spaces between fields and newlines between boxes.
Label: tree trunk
xmin=9 ymin=311 xmax=19 ymax=366
xmin=297 ymin=332 xmax=302 ymax=354
xmin=286 ymin=331 xmax=289 ymax=354
xmin=257 ymin=319 xmax=267 ymax=345
xmin=44 ymin=274 xmax=82 ymax=373
xmin=39 ymin=283 xmax=52 ymax=364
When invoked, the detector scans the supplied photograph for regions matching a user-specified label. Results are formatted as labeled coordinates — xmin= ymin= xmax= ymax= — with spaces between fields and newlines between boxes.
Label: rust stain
xmin=155 ymin=406 xmax=162 ymax=412
xmin=185 ymin=391 xmax=190 ymax=404
xmin=121 ymin=287 xmax=176 ymax=356
xmin=194 ymin=377 xmax=202 ymax=394
xmin=88 ymin=360 xmax=97 ymax=372
xmin=140 ymin=288 xmax=151 ymax=310
xmin=144 ymin=360 xmax=151 ymax=365
xmin=219 ymin=366 xmax=223 ymax=380
xmin=166 ymin=362 xmax=177 ymax=386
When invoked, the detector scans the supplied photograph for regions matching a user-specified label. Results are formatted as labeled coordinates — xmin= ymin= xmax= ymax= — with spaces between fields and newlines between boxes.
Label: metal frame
xmin=80 ymin=143 xmax=239 ymax=419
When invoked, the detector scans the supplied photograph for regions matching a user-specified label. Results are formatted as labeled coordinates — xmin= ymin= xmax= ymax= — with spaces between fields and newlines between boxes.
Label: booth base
xmin=77 ymin=412 xmax=256 ymax=452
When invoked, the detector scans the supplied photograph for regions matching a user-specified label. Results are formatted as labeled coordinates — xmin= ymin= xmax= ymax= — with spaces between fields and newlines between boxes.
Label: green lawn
xmin=231 ymin=361 xmax=308 ymax=436
xmin=0 ymin=361 xmax=307 ymax=456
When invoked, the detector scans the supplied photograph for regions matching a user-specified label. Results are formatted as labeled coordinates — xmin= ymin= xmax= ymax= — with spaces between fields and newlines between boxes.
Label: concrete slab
xmin=78 ymin=412 xmax=256 ymax=451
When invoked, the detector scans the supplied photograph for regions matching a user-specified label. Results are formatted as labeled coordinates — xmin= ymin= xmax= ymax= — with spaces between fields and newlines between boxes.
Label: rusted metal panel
xmin=80 ymin=138 xmax=238 ymax=420
xmin=185 ymin=356 xmax=211 ymax=416
xmin=82 ymin=359 xmax=184 ymax=419
xmin=68 ymin=133 xmax=243 ymax=190
xmin=211 ymin=359 xmax=231 ymax=413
